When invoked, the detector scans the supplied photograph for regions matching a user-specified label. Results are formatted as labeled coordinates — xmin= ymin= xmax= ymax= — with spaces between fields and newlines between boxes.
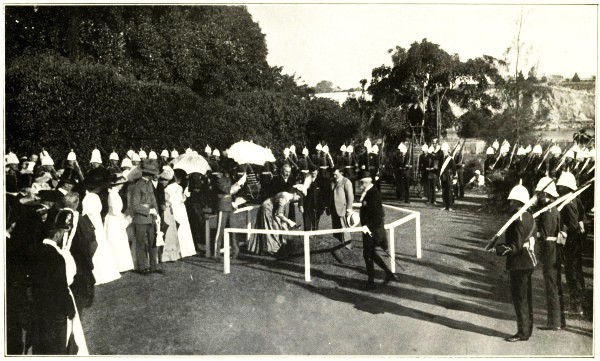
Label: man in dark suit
xmin=69 ymin=209 xmax=97 ymax=318
xmin=151 ymin=171 xmax=166 ymax=264
xmin=30 ymin=225 xmax=77 ymax=354
xmin=438 ymin=143 xmax=456 ymax=211
xmin=301 ymin=164 xmax=326 ymax=231
xmin=358 ymin=171 xmax=396 ymax=290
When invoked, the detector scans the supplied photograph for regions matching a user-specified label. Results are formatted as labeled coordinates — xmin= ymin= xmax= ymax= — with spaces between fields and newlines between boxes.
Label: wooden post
xmin=415 ymin=213 xmax=422 ymax=259
xmin=224 ymin=232 xmax=230 ymax=274
xmin=205 ymin=218 xmax=211 ymax=258
xmin=304 ymin=234 xmax=311 ymax=282
xmin=389 ymin=228 xmax=396 ymax=273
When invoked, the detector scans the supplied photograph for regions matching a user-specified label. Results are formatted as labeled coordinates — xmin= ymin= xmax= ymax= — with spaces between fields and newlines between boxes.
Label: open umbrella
xmin=226 ymin=141 xmax=275 ymax=166
xmin=171 ymin=153 xmax=211 ymax=174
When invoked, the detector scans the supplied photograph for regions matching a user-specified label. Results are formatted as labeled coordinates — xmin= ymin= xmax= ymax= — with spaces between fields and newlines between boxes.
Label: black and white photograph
xmin=2 ymin=2 xmax=597 ymax=356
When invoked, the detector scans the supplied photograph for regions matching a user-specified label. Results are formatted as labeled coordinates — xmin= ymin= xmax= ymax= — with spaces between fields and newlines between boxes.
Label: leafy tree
xmin=314 ymin=80 xmax=335 ymax=93
xmin=572 ymin=73 xmax=581 ymax=82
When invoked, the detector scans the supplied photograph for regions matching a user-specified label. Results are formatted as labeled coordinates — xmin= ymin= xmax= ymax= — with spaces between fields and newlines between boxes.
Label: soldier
xmin=424 ymin=145 xmax=438 ymax=205
xmin=131 ymin=153 xmax=141 ymax=168
xmin=534 ymin=177 xmax=565 ymax=330
xmin=454 ymin=143 xmax=465 ymax=200
xmin=547 ymin=145 xmax=562 ymax=179
xmin=139 ymin=149 xmax=148 ymax=161
xmin=344 ymin=144 xmax=358 ymax=188
xmin=438 ymin=143 xmax=456 ymax=211
xmin=418 ymin=144 xmax=429 ymax=200
xmin=496 ymin=141 xmax=511 ymax=170
xmin=296 ymin=147 xmax=314 ymax=184
xmin=484 ymin=146 xmax=496 ymax=178
xmin=318 ymin=145 xmax=335 ymax=192
xmin=394 ymin=142 xmax=411 ymax=203
xmin=160 ymin=149 xmax=170 ymax=167
xmin=336 ymin=144 xmax=347 ymax=168
xmin=204 ymin=145 xmax=212 ymax=160
xmin=107 ymin=151 xmax=120 ymax=175
xmin=368 ymin=145 xmax=381 ymax=191
xmin=170 ymin=149 xmax=179 ymax=160
xmin=525 ymin=144 xmax=544 ymax=195
xmin=89 ymin=149 xmax=103 ymax=170
xmin=556 ymin=171 xmax=586 ymax=317
xmin=492 ymin=183 xmax=537 ymax=342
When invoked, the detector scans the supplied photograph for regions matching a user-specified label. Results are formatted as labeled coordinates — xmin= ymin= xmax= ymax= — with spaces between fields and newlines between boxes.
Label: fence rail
xmin=223 ymin=203 xmax=422 ymax=282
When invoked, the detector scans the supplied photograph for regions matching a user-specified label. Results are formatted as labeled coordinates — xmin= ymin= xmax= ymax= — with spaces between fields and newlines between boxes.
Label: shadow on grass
xmin=286 ymin=280 xmax=512 ymax=339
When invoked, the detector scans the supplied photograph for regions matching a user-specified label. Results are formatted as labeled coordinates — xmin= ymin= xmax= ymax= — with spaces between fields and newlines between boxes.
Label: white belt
xmin=344 ymin=166 xmax=353 ymax=168
xmin=546 ymin=237 xmax=557 ymax=241
xmin=319 ymin=166 xmax=329 ymax=169
xmin=301 ymin=170 xmax=309 ymax=173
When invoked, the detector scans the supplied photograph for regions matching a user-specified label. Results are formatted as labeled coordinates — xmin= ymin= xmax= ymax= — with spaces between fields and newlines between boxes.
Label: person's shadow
xmin=287 ymin=280 xmax=512 ymax=339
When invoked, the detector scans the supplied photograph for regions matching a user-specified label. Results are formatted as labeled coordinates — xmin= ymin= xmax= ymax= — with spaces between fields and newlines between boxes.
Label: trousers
xmin=541 ymin=241 xmax=566 ymax=328
xmin=441 ymin=179 xmax=453 ymax=209
xmin=215 ymin=211 xmax=239 ymax=257
xmin=427 ymin=177 xmax=437 ymax=204
xmin=32 ymin=315 xmax=68 ymax=355
xmin=363 ymin=234 xmax=392 ymax=284
xmin=303 ymin=207 xmax=323 ymax=231
xmin=134 ymin=223 xmax=158 ymax=271
xmin=510 ymin=269 xmax=534 ymax=338
xmin=563 ymin=231 xmax=585 ymax=308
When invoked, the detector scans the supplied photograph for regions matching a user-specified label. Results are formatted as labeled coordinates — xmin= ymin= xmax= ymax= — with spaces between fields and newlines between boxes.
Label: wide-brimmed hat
xmin=346 ymin=211 xmax=361 ymax=227
xmin=83 ymin=168 xmax=112 ymax=190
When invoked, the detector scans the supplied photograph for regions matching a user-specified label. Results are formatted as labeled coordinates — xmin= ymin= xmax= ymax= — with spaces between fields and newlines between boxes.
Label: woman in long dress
xmin=165 ymin=169 xmax=196 ymax=258
xmin=159 ymin=167 xmax=180 ymax=262
xmin=247 ymin=190 xmax=303 ymax=255
xmin=82 ymin=186 xmax=121 ymax=285
xmin=103 ymin=182 xmax=134 ymax=272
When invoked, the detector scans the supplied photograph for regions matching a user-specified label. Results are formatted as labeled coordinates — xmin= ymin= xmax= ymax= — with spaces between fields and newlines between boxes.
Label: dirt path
xmin=82 ymin=183 xmax=593 ymax=355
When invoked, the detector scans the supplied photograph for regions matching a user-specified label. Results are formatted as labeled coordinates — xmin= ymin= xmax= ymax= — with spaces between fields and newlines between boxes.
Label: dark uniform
xmin=213 ymin=173 xmax=241 ymax=258
xmin=439 ymin=153 xmax=455 ymax=210
xmin=454 ymin=151 xmax=465 ymax=199
xmin=339 ymin=153 xmax=357 ymax=184
xmin=484 ymin=154 xmax=496 ymax=177
xmin=536 ymin=207 xmax=566 ymax=329
xmin=423 ymin=153 xmax=438 ymax=205
xmin=393 ymin=151 xmax=411 ymax=203
xmin=302 ymin=172 xmax=326 ymax=231
xmin=495 ymin=211 xmax=537 ymax=341
xmin=296 ymin=155 xmax=314 ymax=184
xmin=560 ymin=197 xmax=587 ymax=315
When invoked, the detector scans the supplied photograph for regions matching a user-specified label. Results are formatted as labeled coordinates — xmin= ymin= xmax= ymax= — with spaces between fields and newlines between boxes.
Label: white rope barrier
xmin=221 ymin=203 xmax=422 ymax=281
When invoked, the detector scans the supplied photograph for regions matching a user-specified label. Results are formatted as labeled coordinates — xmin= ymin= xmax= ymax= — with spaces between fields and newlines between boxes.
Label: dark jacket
xmin=69 ymin=214 xmax=97 ymax=309
xmin=270 ymin=175 xmax=295 ymax=197
xmin=503 ymin=212 xmax=536 ymax=271
xmin=303 ymin=174 xmax=327 ymax=213
xmin=359 ymin=186 xmax=387 ymax=249
xmin=439 ymin=154 xmax=456 ymax=182
xmin=214 ymin=175 xmax=236 ymax=212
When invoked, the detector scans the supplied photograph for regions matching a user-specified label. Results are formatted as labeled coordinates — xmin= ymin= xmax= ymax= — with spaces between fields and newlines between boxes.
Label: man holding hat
xmin=129 ymin=161 xmax=161 ymax=275
xmin=534 ymin=177 xmax=565 ymax=330
xmin=358 ymin=170 xmax=396 ymax=290
xmin=556 ymin=171 xmax=586 ymax=317
xmin=491 ymin=182 xmax=537 ymax=342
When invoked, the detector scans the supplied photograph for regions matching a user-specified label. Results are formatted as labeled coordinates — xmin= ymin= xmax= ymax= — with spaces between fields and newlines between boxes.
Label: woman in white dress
xmin=82 ymin=170 xmax=121 ymax=285
xmin=104 ymin=180 xmax=134 ymax=272
xmin=159 ymin=167 xmax=181 ymax=262
xmin=166 ymin=169 xmax=196 ymax=258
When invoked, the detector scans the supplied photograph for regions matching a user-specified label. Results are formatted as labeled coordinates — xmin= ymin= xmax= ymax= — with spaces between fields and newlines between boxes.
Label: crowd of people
xmin=4 ymin=135 xmax=595 ymax=352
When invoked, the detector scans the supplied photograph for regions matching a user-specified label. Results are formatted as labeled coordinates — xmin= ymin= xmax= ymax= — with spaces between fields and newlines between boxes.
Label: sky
xmin=246 ymin=4 xmax=597 ymax=89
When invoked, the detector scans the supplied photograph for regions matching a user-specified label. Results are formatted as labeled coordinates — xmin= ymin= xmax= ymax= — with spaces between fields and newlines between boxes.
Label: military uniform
xmin=393 ymin=151 xmax=411 ymax=203
xmin=439 ymin=154 xmax=456 ymax=210
xmin=424 ymin=153 xmax=438 ymax=205
xmin=560 ymin=197 xmax=587 ymax=314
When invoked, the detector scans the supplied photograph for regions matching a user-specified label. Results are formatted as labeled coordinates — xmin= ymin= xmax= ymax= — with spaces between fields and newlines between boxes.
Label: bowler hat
xmin=358 ymin=170 xmax=372 ymax=181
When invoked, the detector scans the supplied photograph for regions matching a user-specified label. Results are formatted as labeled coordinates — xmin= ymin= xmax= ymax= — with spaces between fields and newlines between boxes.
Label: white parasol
xmin=171 ymin=153 xmax=211 ymax=174
xmin=226 ymin=141 xmax=276 ymax=166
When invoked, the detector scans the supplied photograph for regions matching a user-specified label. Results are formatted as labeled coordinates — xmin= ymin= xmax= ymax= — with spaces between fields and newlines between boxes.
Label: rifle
xmin=524 ymin=135 xmax=543 ymax=169
xmin=532 ymin=177 xmax=595 ymax=218
xmin=491 ymin=139 xmax=507 ymax=169
xmin=554 ymin=140 xmax=577 ymax=172
xmin=505 ymin=141 xmax=519 ymax=170
xmin=456 ymin=139 xmax=466 ymax=164
xmin=536 ymin=140 xmax=555 ymax=172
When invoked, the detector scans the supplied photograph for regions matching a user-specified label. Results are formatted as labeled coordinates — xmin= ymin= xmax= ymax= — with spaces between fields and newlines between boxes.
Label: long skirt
xmin=247 ymin=199 xmax=287 ymax=255
xmin=161 ymin=207 xmax=181 ymax=262
xmin=104 ymin=214 xmax=134 ymax=272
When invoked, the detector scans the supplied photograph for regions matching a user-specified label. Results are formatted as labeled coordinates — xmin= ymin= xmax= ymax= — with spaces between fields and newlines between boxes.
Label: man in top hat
xmin=330 ymin=167 xmax=354 ymax=249
xmin=129 ymin=161 xmax=160 ymax=275
xmin=358 ymin=170 xmax=396 ymax=290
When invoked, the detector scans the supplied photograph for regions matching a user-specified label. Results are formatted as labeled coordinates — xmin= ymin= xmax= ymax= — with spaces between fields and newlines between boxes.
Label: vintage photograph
xmin=3 ymin=2 xmax=596 ymax=356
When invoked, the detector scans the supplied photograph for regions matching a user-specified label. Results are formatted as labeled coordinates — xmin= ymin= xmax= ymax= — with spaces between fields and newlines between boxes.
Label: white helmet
xmin=302 ymin=147 xmax=309 ymax=156
xmin=192 ymin=150 xmax=199 ymax=156
xmin=532 ymin=144 xmax=542 ymax=155
xmin=316 ymin=143 xmax=323 ymax=151
xmin=171 ymin=149 xmax=179 ymax=158
xmin=421 ymin=144 xmax=429 ymax=152
xmin=212 ymin=149 xmax=220 ymax=157
xmin=486 ymin=147 xmax=495 ymax=155
xmin=525 ymin=144 xmax=532 ymax=154
xmin=535 ymin=176 xmax=558 ymax=198
xmin=283 ymin=148 xmax=290 ymax=157
xmin=121 ymin=157 xmax=133 ymax=168
xmin=185 ymin=148 xmax=193 ymax=155
xmin=139 ymin=150 xmax=148 ymax=159
xmin=132 ymin=153 xmax=141 ymax=162
xmin=65 ymin=150 xmax=76 ymax=161
xmin=371 ymin=145 xmax=379 ymax=154
xmin=556 ymin=171 xmax=577 ymax=191
xmin=322 ymin=145 xmax=330 ymax=154
xmin=346 ymin=145 xmax=354 ymax=154
xmin=516 ymin=147 xmax=526 ymax=156
xmin=340 ymin=144 xmax=347 ymax=152
xmin=41 ymin=154 xmax=54 ymax=166
xmin=492 ymin=140 xmax=500 ymax=150
xmin=565 ymin=150 xmax=575 ymax=159
xmin=398 ymin=143 xmax=408 ymax=153
xmin=109 ymin=151 xmax=119 ymax=161
xmin=90 ymin=149 xmax=102 ymax=164
xmin=500 ymin=143 xmax=510 ymax=154
xmin=148 ymin=151 xmax=158 ymax=160
xmin=205 ymin=145 xmax=212 ymax=154
xmin=290 ymin=145 xmax=296 ymax=154
xmin=6 ymin=152 xmax=19 ymax=165
xmin=508 ymin=183 xmax=530 ymax=204
xmin=474 ymin=170 xmax=481 ymax=175
xmin=441 ymin=143 xmax=450 ymax=152
xmin=364 ymin=139 xmax=372 ymax=150
xmin=127 ymin=149 xmax=134 ymax=159
xmin=550 ymin=145 xmax=561 ymax=155
xmin=161 ymin=149 xmax=169 ymax=158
